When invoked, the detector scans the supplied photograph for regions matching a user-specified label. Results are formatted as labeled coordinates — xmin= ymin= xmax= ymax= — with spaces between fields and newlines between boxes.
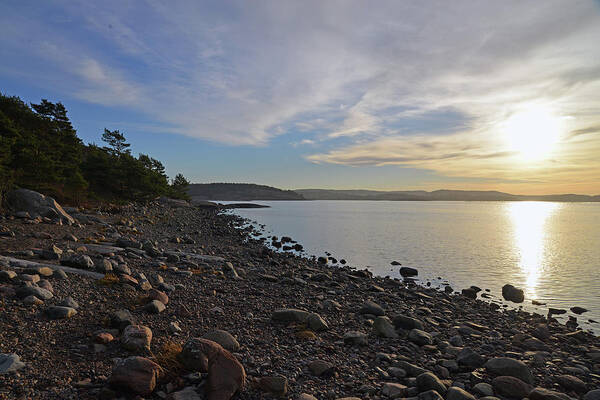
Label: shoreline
xmin=1 ymin=200 xmax=599 ymax=399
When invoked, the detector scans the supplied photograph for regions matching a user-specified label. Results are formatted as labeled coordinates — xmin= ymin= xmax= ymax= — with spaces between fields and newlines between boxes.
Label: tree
xmin=170 ymin=173 xmax=190 ymax=200
xmin=102 ymin=128 xmax=130 ymax=155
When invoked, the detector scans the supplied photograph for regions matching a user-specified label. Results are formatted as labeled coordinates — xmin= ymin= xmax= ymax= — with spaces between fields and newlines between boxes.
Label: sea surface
xmin=226 ymin=200 xmax=600 ymax=332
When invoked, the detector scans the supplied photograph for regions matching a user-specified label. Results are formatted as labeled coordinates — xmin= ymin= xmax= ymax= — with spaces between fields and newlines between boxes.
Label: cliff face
xmin=188 ymin=183 xmax=305 ymax=201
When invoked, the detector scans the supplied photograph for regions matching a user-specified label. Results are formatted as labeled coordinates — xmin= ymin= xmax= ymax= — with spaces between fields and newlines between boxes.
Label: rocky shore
xmin=0 ymin=190 xmax=599 ymax=400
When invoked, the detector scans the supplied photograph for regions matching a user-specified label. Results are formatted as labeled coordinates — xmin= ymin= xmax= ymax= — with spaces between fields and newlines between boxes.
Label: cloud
xmin=0 ymin=0 xmax=599 ymax=193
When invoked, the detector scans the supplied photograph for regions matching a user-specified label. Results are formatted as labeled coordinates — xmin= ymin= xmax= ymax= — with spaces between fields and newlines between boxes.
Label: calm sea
xmin=228 ymin=201 xmax=600 ymax=332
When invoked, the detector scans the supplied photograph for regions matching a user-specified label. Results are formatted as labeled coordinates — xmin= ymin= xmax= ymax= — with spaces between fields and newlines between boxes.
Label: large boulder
xmin=108 ymin=356 xmax=163 ymax=395
xmin=484 ymin=357 xmax=534 ymax=384
xmin=5 ymin=189 xmax=75 ymax=224
xmin=179 ymin=338 xmax=245 ymax=400
xmin=502 ymin=284 xmax=524 ymax=303
xmin=121 ymin=325 xmax=152 ymax=353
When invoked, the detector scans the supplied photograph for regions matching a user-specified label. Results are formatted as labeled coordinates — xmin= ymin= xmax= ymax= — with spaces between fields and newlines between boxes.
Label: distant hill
xmin=295 ymin=189 xmax=600 ymax=202
xmin=188 ymin=183 xmax=305 ymax=201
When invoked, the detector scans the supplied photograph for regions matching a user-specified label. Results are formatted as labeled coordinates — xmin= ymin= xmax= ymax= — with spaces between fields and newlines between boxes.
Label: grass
xmin=96 ymin=273 xmax=120 ymax=286
xmin=155 ymin=341 xmax=184 ymax=381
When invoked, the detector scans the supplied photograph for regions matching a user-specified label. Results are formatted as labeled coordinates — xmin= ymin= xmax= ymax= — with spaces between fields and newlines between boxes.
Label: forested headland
xmin=0 ymin=92 xmax=189 ymax=208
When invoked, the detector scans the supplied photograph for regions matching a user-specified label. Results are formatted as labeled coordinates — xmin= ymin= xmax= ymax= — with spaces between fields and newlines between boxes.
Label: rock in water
xmin=5 ymin=188 xmax=75 ymax=224
xmin=108 ymin=356 xmax=163 ymax=396
xmin=0 ymin=353 xmax=26 ymax=374
xmin=502 ymin=284 xmax=524 ymax=303
xmin=400 ymin=266 xmax=418 ymax=277
xmin=178 ymin=338 xmax=245 ymax=400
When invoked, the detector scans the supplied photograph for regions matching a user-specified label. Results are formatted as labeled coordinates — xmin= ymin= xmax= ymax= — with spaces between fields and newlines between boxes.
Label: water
xmin=227 ymin=200 xmax=600 ymax=331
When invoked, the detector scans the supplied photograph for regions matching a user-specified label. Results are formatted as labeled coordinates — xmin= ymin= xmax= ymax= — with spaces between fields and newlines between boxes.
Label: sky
xmin=1 ymin=1 xmax=600 ymax=195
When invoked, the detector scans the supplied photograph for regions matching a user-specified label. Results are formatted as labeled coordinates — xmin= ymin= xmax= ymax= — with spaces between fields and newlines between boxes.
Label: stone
xmin=457 ymin=348 xmax=486 ymax=368
xmin=359 ymin=300 xmax=385 ymax=316
xmin=23 ymin=295 xmax=43 ymax=305
xmin=555 ymin=374 xmax=587 ymax=393
xmin=20 ymin=274 xmax=40 ymax=283
xmin=58 ymin=296 xmax=79 ymax=309
xmin=260 ymin=376 xmax=288 ymax=396
xmin=121 ymin=325 xmax=152 ymax=353
xmin=446 ymin=387 xmax=476 ymax=400
xmin=298 ymin=394 xmax=318 ymax=400
xmin=46 ymin=306 xmax=77 ymax=319
xmin=111 ymin=309 xmax=135 ymax=330
xmin=473 ymin=383 xmax=494 ymax=397
xmin=178 ymin=338 xmax=245 ymax=400
xmin=343 ymin=331 xmax=368 ymax=346
xmin=492 ymin=376 xmax=532 ymax=399
xmin=61 ymin=254 xmax=94 ymax=269
xmin=0 ymin=353 xmax=26 ymax=374
xmin=272 ymin=308 xmax=310 ymax=323
xmin=484 ymin=357 xmax=534 ymax=384
xmin=108 ymin=356 xmax=163 ymax=395
xmin=169 ymin=321 xmax=182 ymax=334
xmin=0 ymin=270 xmax=17 ymax=281
xmin=147 ymin=289 xmax=169 ymax=305
xmin=145 ymin=300 xmax=166 ymax=314
xmin=5 ymin=188 xmax=75 ymax=223
xmin=408 ymin=329 xmax=433 ymax=346
xmin=529 ymin=387 xmax=573 ymax=400
xmin=307 ymin=313 xmax=329 ymax=331
xmin=169 ymin=386 xmax=202 ymax=400
xmin=392 ymin=314 xmax=424 ymax=330
xmin=502 ymin=284 xmax=525 ymax=303
xmin=461 ymin=288 xmax=478 ymax=299
xmin=308 ymin=359 xmax=335 ymax=377
xmin=400 ymin=266 xmax=418 ymax=277
xmin=373 ymin=316 xmax=399 ymax=338
xmin=570 ymin=306 xmax=588 ymax=314
xmin=416 ymin=372 xmax=447 ymax=395
xmin=419 ymin=390 xmax=444 ymax=400
xmin=222 ymin=262 xmax=239 ymax=278
xmin=95 ymin=332 xmax=114 ymax=344
xmin=382 ymin=382 xmax=407 ymax=398
xmin=16 ymin=285 xmax=53 ymax=300
xmin=40 ymin=245 xmax=63 ymax=260
xmin=202 ymin=329 xmax=240 ymax=352
xmin=584 ymin=390 xmax=600 ymax=400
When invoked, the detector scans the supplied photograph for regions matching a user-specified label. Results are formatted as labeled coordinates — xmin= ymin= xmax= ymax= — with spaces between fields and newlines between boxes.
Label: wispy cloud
xmin=1 ymin=0 xmax=599 ymax=191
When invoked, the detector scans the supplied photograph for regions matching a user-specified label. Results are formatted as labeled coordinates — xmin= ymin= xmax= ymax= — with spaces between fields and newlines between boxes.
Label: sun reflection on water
xmin=507 ymin=202 xmax=559 ymax=298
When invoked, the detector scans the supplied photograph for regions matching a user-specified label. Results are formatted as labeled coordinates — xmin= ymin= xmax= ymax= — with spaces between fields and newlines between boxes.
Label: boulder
xmin=502 ymin=284 xmax=524 ymax=303
xmin=400 ymin=266 xmax=418 ymax=277
xmin=144 ymin=300 xmax=166 ymax=314
xmin=419 ymin=390 xmax=444 ymax=400
xmin=259 ymin=376 xmax=288 ymax=396
xmin=492 ymin=376 xmax=532 ymax=399
xmin=584 ymin=390 xmax=600 ymax=400
xmin=16 ymin=285 xmax=53 ymax=301
xmin=457 ymin=348 xmax=486 ymax=368
xmin=343 ymin=331 xmax=368 ymax=346
xmin=359 ymin=300 xmax=385 ymax=316
xmin=408 ymin=329 xmax=433 ymax=346
xmin=392 ymin=314 xmax=424 ymax=330
xmin=5 ymin=189 xmax=74 ymax=224
xmin=61 ymin=254 xmax=94 ymax=270
xmin=0 ymin=353 xmax=26 ymax=374
xmin=529 ymin=387 xmax=573 ymax=400
xmin=416 ymin=372 xmax=447 ymax=394
xmin=446 ymin=387 xmax=476 ymax=400
xmin=308 ymin=360 xmax=335 ymax=377
xmin=108 ymin=356 xmax=163 ymax=396
xmin=121 ymin=325 xmax=152 ymax=353
xmin=373 ymin=316 xmax=398 ymax=338
xmin=382 ymin=382 xmax=407 ymax=398
xmin=555 ymin=374 xmax=587 ymax=393
xmin=46 ymin=306 xmax=77 ymax=319
xmin=202 ymin=330 xmax=240 ymax=352
xmin=178 ymin=338 xmax=245 ymax=400
xmin=484 ymin=357 xmax=534 ymax=384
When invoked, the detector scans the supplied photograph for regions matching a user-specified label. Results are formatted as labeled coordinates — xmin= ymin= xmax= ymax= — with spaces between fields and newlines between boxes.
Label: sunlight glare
xmin=502 ymin=105 xmax=564 ymax=161
xmin=507 ymin=202 xmax=559 ymax=298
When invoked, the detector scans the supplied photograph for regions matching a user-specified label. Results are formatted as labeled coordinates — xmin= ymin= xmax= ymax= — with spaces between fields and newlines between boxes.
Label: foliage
xmin=0 ymin=92 xmax=190 ymax=206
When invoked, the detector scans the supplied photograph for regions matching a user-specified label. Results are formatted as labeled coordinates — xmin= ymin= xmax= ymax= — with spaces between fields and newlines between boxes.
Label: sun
xmin=502 ymin=105 xmax=564 ymax=160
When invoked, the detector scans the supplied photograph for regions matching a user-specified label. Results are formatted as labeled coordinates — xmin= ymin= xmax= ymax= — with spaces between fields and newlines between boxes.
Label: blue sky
xmin=1 ymin=1 xmax=600 ymax=194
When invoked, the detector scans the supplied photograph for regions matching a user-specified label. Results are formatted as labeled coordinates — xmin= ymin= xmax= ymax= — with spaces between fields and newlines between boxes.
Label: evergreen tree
xmin=101 ymin=128 xmax=130 ymax=155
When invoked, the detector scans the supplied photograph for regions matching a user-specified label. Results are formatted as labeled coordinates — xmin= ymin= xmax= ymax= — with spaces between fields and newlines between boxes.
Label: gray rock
xmin=502 ymin=284 xmax=524 ymax=303
xmin=144 ymin=300 xmax=166 ymax=314
xmin=457 ymin=348 xmax=486 ymax=368
xmin=419 ymin=390 xmax=443 ymax=400
xmin=492 ymin=376 xmax=532 ymax=399
xmin=46 ymin=306 xmax=77 ymax=319
xmin=308 ymin=359 xmax=335 ymax=377
xmin=222 ymin=262 xmax=239 ymax=278
xmin=343 ymin=331 xmax=368 ymax=346
xmin=40 ymin=245 xmax=63 ymax=260
xmin=555 ymin=374 xmax=587 ymax=393
xmin=307 ymin=313 xmax=329 ymax=331
xmin=54 ymin=269 xmax=68 ymax=279
xmin=16 ymin=285 xmax=53 ymax=300
xmin=393 ymin=314 xmax=424 ymax=330
xmin=170 ymin=386 xmax=201 ymax=400
xmin=416 ymin=372 xmax=447 ymax=394
xmin=400 ymin=266 xmax=418 ymax=277
xmin=111 ymin=309 xmax=135 ymax=330
xmin=530 ymin=387 xmax=573 ymax=400
xmin=485 ymin=357 xmax=534 ymax=384
xmin=6 ymin=188 xmax=75 ymax=224
xmin=395 ymin=361 xmax=427 ymax=377
xmin=0 ymin=353 xmax=26 ymax=374
xmin=61 ymin=254 xmax=94 ymax=269
xmin=360 ymin=300 xmax=385 ymax=316
xmin=382 ymin=382 xmax=407 ymax=398
xmin=58 ymin=296 xmax=79 ymax=309
xmin=584 ymin=389 xmax=600 ymax=400
xmin=121 ymin=325 xmax=152 ymax=353
xmin=473 ymin=383 xmax=494 ymax=397
xmin=202 ymin=329 xmax=240 ymax=352
xmin=373 ymin=316 xmax=399 ymax=338
xmin=23 ymin=295 xmax=43 ymax=305
xmin=0 ymin=270 xmax=17 ymax=281
xmin=446 ymin=387 xmax=476 ymax=400
xmin=408 ymin=329 xmax=433 ymax=346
